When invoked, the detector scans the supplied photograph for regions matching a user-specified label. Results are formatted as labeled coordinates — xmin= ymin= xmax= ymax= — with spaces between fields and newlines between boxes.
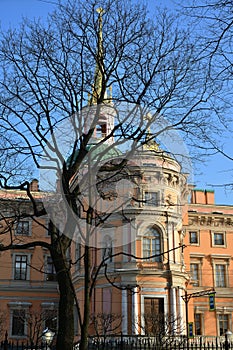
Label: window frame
xmin=189 ymin=254 xmax=204 ymax=287
xmin=189 ymin=231 xmax=199 ymax=245
xmin=218 ymin=314 xmax=230 ymax=336
xmin=190 ymin=263 xmax=200 ymax=287
xmin=215 ymin=264 xmax=227 ymax=288
xmin=194 ymin=313 xmax=203 ymax=335
xmin=8 ymin=302 xmax=31 ymax=338
xmin=15 ymin=220 xmax=31 ymax=236
xmin=12 ymin=253 xmax=31 ymax=281
xmin=211 ymin=231 xmax=226 ymax=247
xmin=45 ymin=255 xmax=57 ymax=281
xmin=211 ymin=255 xmax=230 ymax=288
xmin=144 ymin=191 xmax=159 ymax=206
xmin=14 ymin=255 xmax=28 ymax=280
xmin=11 ymin=309 xmax=26 ymax=336
xmin=143 ymin=227 xmax=162 ymax=262
xmin=47 ymin=220 xmax=60 ymax=237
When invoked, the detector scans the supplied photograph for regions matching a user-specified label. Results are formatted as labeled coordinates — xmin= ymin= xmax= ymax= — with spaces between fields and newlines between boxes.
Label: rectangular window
xmin=214 ymin=233 xmax=225 ymax=246
xmin=46 ymin=256 xmax=56 ymax=281
xmin=16 ymin=221 xmax=29 ymax=236
xmin=143 ymin=237 xmax=161 ymax=262
xmin=194 ymin=313 xmax=202 ymax=335
xmin=96 ymin=123 xmax=107 ymax=139
xmin=189 ymin=231 xmax=198 ymax=244
xmin=190 ymin=263 xmax=199 ymax=286
xmin=143 ymin=237 xmax=150 ymax=258
xmin=14 ymin=255 xmax=27 ymax=280
xmin=145 ymin=192 xmax=159 ymax=206
xmin=47 ymin=220 xmax=60 ymax=236
xmin=12 ymin=310 xmax=25 ymax=336
xmin=219 ymin=314 xmax=229 ymax=336
xmin=215 ymin=264 xmax=226 ymax=287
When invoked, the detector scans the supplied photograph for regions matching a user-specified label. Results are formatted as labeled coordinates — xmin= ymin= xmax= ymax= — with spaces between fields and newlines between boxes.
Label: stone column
xmin=177 ymin=287 xmax=185 ymax=334
xmin=132 ymin=287 xmax=139 ymax=335
xmin=122 ymin=289 xmax=128 ymax=334
xmin=170 ymin=287 xmax=177 ymax=333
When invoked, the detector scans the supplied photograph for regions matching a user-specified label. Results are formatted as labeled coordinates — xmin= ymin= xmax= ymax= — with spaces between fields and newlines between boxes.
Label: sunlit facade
xmin=0 ymin=181 xmax=59 ymax=343
xmin=0 ymin=151 xmax=233 ymax=342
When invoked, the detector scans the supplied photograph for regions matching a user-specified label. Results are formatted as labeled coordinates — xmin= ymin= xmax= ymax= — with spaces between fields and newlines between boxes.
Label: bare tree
xmin=181 ymin=0 xmax=233 ymax=165
xmin=7 ymin=308 xmax=57 ymax=347
xmin=90 ymin=312 xmax=122 ymax=348
xmin=183 ymin=1 xmax=233 ymax=74
xmin=0 ymin=0 xmax=224 ymax=350
xmin=137 ymin=312 xmax=185 ymax=345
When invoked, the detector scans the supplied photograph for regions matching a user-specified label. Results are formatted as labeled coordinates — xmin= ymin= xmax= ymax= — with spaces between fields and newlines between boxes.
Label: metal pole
xmin=225 ymin=332 xmax=229 ymax=350
xmin=182 ymin=288 xmax=216 ymax=340
xmin=185 ymin=291 xmax=189 ymax=340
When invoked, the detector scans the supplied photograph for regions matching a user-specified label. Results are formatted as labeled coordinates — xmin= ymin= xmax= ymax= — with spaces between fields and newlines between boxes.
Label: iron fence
xmin=1 ymin=334 xmax=233 ymax=350
xmin=74 ymin=335 xmax=233 ymax=350
xmin=0 ymin=339 xmax=55 ymax=350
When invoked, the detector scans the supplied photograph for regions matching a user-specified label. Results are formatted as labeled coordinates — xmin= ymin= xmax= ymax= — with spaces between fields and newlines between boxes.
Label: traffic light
xmin=209 ymin=293 xmax=215 ymax=311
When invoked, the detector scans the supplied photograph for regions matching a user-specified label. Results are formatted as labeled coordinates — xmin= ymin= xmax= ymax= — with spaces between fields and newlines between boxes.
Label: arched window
xmin=143 ymin=227 xmax=162 ymax=262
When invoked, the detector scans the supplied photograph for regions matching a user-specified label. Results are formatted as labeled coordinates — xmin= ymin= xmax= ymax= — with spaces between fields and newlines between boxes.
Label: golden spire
xmin=90 ymin=7 xmax=105 ymax=105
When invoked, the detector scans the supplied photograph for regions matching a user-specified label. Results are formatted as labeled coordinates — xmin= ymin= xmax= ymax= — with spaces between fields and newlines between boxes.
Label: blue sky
xmin=0 ymin=0 xmax=232 ymax=205
xmin=0 ymin=0 xmax=55 ymax=28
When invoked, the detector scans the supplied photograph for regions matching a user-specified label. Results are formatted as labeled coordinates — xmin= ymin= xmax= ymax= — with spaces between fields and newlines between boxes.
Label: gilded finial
xmin=143 ymin=113 xmax=159 ymax=151
xmin=96 ymin=7 xmax=105 ymax=15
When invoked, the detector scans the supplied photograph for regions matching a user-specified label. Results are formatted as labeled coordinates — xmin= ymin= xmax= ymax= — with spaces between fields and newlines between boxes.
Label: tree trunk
xmin=79 ymin=245 xmax=91 ymax=350
xmin=52 ymin=249 xmax=75 ymax=350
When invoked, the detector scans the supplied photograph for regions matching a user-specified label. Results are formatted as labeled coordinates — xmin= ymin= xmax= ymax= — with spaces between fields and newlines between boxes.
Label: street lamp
xmin=42 ymin=328 xmax=55 ymax=350
xmin=225 ymin=330 xmax=233 ymax=350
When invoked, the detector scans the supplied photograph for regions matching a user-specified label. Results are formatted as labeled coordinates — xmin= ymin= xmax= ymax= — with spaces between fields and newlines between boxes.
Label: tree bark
xmin=79 ymin=245 xmax=91 ymax=350
xmin=51 ymin=248 xmax=74 ymax=350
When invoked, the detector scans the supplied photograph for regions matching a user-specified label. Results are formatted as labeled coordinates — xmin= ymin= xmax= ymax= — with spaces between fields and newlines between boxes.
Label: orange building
xmin=72 ymin=162 xmax=233 ymax=340
xmin=0 ymin=140 xmax=233 ymax=342
xmin=69 ymin=115 xmax=233 ymax=340
xmin=71 ymin=100 xmax=233 ymax=340
xmin=0 ymin=182 xmax=59 ymax=343
xmin=183 ymin=189 xmax=233 ymax=337
xmin=0 ymin=161 xmax=232 ymax=342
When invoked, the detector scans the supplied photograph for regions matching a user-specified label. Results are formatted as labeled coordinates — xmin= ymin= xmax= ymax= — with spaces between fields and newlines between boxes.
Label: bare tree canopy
xmin=0 ymin=0 xmax=225 ymax=185
xmin=181 ymin=0 xmax=233 ymax=188
xmin=0 ymin=1 xmax=231 ymax=350
xmin=183 ymin=0 xmax=233 ymax=75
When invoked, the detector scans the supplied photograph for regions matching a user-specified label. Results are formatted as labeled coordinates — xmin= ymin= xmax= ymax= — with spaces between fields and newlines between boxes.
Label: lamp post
xmin=225 ymin=330 xmax=233 ymax=350
xmin=42 ymin=328 xmax=55 ymax=350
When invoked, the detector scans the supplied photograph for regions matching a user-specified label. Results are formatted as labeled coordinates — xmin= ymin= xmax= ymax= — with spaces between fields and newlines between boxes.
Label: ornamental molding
xmin=187 ymin=214 xmax=233 ymax=228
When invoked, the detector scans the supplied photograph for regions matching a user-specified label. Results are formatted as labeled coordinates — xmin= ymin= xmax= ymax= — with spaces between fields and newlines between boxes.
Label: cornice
xmin=186 ymin=213 xmax=233 ymax=229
